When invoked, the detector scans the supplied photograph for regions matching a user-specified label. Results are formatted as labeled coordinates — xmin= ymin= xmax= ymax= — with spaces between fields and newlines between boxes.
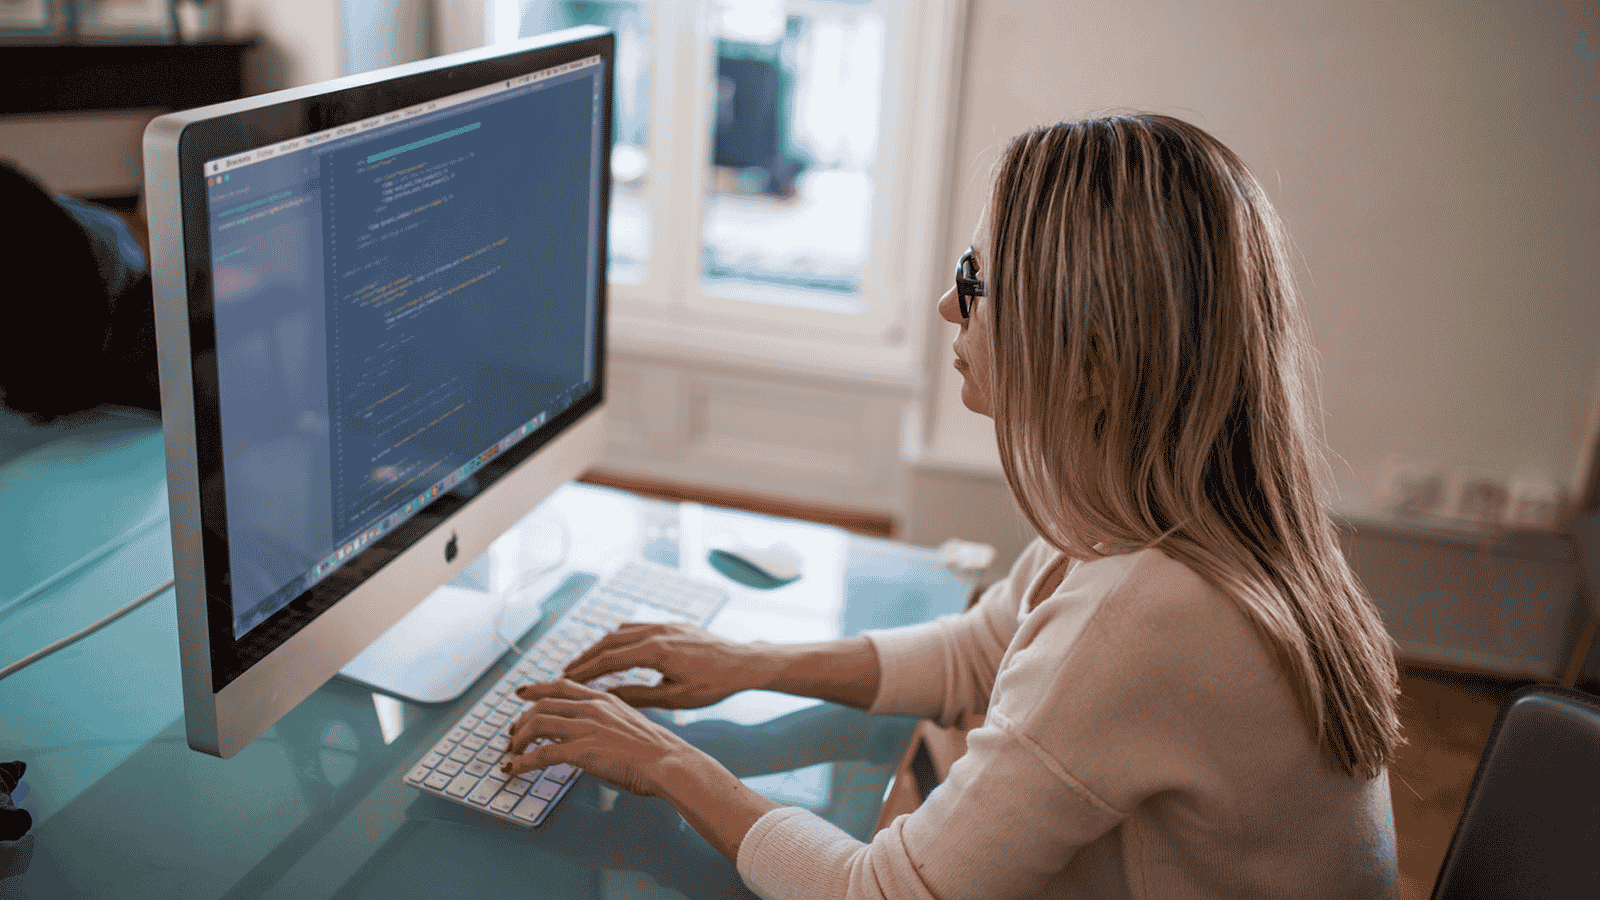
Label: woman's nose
xmin=937 ymin=283 xmax=962 ymax=325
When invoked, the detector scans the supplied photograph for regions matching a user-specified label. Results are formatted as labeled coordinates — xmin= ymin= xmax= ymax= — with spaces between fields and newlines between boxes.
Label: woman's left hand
xmin=504 ymin=678 xmax=783 ymax=863
xmin=503 ymin=678 xmax=698 ymax=797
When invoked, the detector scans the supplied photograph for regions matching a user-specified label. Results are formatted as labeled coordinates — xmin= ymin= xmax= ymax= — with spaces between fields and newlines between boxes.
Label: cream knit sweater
xmin=735 ymin=539 xmax=1398 ymax=899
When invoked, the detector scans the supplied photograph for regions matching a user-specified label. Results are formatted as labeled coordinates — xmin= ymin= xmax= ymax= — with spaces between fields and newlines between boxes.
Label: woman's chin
xmin=959 ymin=383 xmax=992 ymax=418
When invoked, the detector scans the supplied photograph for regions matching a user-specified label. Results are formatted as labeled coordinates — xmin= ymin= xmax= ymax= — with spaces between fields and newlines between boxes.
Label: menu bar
xmin=205 ymin=55 xmax=602 ymax=176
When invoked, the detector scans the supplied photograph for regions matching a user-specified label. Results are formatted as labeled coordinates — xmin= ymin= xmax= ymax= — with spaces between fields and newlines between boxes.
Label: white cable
xmin=0 ymin=578 xmax=175 ymax=681
xmin=0 ymin=510 xmax=169 ymax=619
xmin=495 ymin=513 xmax=571 ymax=656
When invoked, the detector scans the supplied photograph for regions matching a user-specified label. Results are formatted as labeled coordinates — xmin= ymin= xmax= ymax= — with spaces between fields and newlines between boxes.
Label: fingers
xmin=563 ymin=646 xmax=651 ymax=684
xmin=565 ymin=622 xmax=664 ymax=663
xmin=562 ymin=624 xmax=667 ymax=681
xmin=605 ymin=684 xmax=670 ymax=708
xmin=500 ymin=740 xmax=561 ymax=778
xmin=507 ymin=698 xmax=591 ymax=751
xmin=515 ymin=677 xmax=605 ymax=703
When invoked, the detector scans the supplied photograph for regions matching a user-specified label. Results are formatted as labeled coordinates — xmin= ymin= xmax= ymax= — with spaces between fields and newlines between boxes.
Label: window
xmin=492 ymin=0 xmax=965 ymax=385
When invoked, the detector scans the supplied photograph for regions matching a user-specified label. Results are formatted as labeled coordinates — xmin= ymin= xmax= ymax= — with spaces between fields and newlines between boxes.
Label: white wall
xmin=228 ymin=0 xmax=344 ymax=92
xmin=923 ymin=0 xmax=1600 ymax=517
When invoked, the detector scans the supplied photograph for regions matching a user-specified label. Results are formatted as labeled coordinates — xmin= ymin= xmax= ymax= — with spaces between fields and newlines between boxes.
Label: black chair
xmin=1430 ymin=684 xmax=1600 ymax=899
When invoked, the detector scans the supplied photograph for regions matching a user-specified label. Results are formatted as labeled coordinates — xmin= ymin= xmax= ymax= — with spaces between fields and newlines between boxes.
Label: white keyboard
xmin=403 ymin=560 xmax=728 ymax=827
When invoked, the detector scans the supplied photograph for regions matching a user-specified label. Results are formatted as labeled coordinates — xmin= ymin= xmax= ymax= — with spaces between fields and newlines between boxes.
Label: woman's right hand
xmin=560 ymin=622 xmax=769 ymax=710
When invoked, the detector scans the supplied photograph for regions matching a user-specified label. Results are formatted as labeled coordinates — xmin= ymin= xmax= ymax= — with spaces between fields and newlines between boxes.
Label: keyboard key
xmin=405 ymin=764 xmax=431 ymax=785
xmin=489 ymin=792 xmax=519 ymax=814
xmin=496 ymin=699 xmax=522 ymax=715
xmin=460 ymin=734 xmax=486 ymax=752
xmin=543 ymin=763 xmax=576 ymax=783
xmin=488 ymin=734 xmax=510 ymax=751
xmin=446 ymin=727 xmax=468 ymax=743
xmin=484 ymin=711 xmax=510 ymax=727
xmin=503 ymin=775 xmax=534 ymax=796
xmin=420 ymin=751 xmax=444 ymax=768
xmin=433 ymin=738 xmax=458 ymax=757
xmin=468 ymin=781 xmax=500 ymax=805
xmin=465 ymin=759 xmax=492 ymax=778
xmin=446 ymin=773 xmax=478 ymax=798
xmin=448 ymin=745 xmax=476 ymax=764
xmin=436 ymin=759 xmax=464 ymax=777
xmin=511 ymin=794 xmax=549 ymax=822
xmin=476 ymin=746 xmax=504 ymax=764
xmin=423 ymin=770 xmax=453 ymax=791
xmin=530 ymin=778 xmax=562 ymax=800
xmin=472 ymin=722 xmax=499 ymax=739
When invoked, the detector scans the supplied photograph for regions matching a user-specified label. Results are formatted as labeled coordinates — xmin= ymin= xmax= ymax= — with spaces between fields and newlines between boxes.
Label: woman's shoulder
xmin=1060 ymin=544 xmax=1238 ymax=627
xmin=1018 ymin=539 xmax=1222 ymax=604
xmin=997 ymin=546 xmax=1315 ymax=787
xmin=1007 ymin=536 xmax=1065 ymax=579
xmin=1017 ymin=545 xmax=1286 ymax=705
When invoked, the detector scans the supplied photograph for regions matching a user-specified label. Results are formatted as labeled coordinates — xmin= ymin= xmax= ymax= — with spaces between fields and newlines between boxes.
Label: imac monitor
xmin=144 ymin=27 xmax=614 ymax=758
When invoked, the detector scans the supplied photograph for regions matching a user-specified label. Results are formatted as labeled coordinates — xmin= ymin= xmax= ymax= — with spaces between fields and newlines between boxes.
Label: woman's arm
xmin=654 ymin=742 xmax=783 ymax=861
xmin=561 ymin=623 xmax=881 ymax=711
xmin=749 ymin=636 xmax=880 ymax=710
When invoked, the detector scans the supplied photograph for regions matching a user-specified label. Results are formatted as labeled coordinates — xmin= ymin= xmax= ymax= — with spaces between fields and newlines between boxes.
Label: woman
xmin=504 ymin=114 xmax=1403 ymax=899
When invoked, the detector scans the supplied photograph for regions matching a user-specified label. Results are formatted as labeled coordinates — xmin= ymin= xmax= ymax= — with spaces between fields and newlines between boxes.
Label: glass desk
xmin=0 ymin=413 xmax=973 ymax=899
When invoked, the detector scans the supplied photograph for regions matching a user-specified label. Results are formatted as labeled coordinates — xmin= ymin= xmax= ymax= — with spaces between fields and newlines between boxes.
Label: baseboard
xmin=579 ymin=468 xmax=896 ymax=537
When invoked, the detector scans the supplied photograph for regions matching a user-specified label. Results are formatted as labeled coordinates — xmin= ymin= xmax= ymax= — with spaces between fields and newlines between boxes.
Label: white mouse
xmin=708 ymin=540 xmax=803 ymax=588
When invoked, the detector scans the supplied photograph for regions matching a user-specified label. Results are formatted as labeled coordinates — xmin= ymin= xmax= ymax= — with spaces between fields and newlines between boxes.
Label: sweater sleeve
xmin=736 ymin=713 xmax=1126 ymax=900
xmin=735 ymin=545 xmax=1137 ymax=900
xmin=861 ymin=539 xmax=1050 ymax=729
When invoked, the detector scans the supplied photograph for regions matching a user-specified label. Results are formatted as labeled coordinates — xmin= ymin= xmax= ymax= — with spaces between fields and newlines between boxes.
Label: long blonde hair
xmin=986 ymin=115 xmax=1401 ymax=778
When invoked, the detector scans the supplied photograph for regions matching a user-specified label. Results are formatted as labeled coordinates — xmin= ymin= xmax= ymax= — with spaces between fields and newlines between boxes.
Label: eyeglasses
xmin=955 ymin=246 xmax=985 ymax=318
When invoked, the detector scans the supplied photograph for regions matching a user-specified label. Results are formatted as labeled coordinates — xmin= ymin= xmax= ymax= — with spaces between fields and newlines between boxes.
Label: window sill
xmin=610 ymin=311 xmax=920 ymax=392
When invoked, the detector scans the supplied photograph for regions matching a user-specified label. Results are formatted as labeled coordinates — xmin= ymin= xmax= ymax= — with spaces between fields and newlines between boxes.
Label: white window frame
xmin=472 ymin=0 xmax=966 ymax=388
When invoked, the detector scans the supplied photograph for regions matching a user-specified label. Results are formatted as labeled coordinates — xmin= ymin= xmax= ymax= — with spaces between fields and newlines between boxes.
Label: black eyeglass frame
xmin=955 ymin=246 xmax=985 ymax=318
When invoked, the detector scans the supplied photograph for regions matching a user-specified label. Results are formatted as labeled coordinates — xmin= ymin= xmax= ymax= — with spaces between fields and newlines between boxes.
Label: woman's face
xmin=939 ymin=221 xmax=993 ymax=417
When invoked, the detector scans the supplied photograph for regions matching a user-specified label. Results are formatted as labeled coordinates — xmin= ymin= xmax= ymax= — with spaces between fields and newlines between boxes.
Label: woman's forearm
xmin=656 ymin=746 xmax=782 ymax=864
xmin=750 ymin=635 xmax=881 ymax=710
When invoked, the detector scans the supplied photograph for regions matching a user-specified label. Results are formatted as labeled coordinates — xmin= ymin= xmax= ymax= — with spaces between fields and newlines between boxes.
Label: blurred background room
xmin=3 ymin=3 xmax=1597 ymax=896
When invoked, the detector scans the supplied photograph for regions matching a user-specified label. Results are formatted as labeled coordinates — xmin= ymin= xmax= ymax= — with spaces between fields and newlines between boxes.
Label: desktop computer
xmin=145 ymin=27 xmax=617 ymax=760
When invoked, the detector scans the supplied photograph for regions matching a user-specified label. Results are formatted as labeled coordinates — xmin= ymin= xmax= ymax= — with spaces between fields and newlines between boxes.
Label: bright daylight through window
xmin=496 ymin=0 xmax=958 ymax=379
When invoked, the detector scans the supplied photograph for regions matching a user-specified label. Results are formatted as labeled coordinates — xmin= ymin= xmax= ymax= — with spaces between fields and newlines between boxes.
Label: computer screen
xmin=145 ymin=27 xmax=613 ymax=758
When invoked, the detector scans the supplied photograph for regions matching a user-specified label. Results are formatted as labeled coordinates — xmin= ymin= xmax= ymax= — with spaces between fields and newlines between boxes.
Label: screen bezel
xmin=174 ymin=33 xmax=614 ymax=693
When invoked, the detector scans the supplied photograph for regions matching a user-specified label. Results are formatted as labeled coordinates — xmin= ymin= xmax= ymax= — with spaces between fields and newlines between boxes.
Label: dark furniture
xmin=0 ymin=40 xmax=255 ymax=115
xmin=1430 ymin=685 xmax=1600 ymax=899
